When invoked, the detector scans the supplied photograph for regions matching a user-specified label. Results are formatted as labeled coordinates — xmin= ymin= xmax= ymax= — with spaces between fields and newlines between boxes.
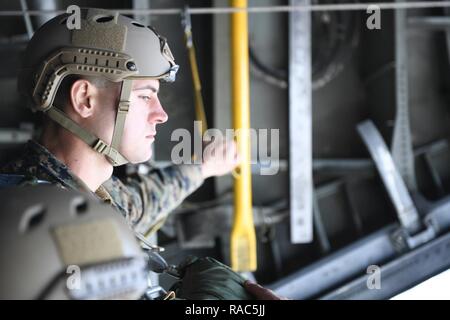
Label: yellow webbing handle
xmin=230 ymin=0 xmax=257 ymax=272
xmin=182 ymin=7 xmax=208 ymax=136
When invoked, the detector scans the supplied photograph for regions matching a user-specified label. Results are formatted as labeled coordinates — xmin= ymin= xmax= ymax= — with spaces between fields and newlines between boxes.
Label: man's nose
xmin=150 ymin=97 xmax=168 ymax=124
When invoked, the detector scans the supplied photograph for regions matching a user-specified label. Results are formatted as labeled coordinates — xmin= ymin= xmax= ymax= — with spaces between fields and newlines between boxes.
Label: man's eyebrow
xmin=133 ymin=85 xmax=159 ymax=93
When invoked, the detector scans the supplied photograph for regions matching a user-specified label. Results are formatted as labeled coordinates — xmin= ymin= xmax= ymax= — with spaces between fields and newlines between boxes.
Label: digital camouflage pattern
xmin=1 ymin=140 xmax=204 ymax=235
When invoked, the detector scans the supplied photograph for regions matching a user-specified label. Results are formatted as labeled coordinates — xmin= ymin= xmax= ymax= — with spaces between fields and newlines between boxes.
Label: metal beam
xmin=289 ymin=0 xmax=313 ymax=244
xmin=4 ymin=2 xmax=450 ymax=16
xmin=357 ymin=120 xmax=421 ymax=235
xmin=19 ymin=0 xmax=33 ymax=39
xmin=270 ymin=225 xmax=399 ymax=299
xmin=270 ymin=194 xmax=450 ymax=299
xmin=392 ymin=1 xmax=417 ymax=191
xmin=322 ymin=228 xmax=450 ymax=299
xmin=132 ymin=0 xmax=152 ymax=26
xmin=408 ymin=16 xmax=450 ymax=29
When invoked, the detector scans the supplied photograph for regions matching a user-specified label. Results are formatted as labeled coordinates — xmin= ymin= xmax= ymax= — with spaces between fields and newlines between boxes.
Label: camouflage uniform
xmin=1 ymin=140 xmax=204 ymax=235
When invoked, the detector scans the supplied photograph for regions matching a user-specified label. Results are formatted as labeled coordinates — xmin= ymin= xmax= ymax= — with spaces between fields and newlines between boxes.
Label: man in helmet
xmin=0 ymin=8 xmax=283 ymax=300
xmin=0 ymin=8 xmax=239 ymax=236
xmin=0 ymin=185 xmax=280 ymax=300
xmin=0 ymin=185 xmax=150 ymax=300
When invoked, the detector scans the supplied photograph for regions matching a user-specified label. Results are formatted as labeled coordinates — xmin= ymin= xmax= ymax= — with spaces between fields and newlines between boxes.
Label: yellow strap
xmin=182 ymin=8 xmax=208 ymax=136
xmin=230 ymin=0 xmax=257 ymax=272
xmin=188 ymin=48 xmax=208 ymax=136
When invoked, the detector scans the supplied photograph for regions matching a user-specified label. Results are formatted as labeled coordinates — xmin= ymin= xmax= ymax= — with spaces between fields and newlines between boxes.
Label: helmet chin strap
xmin=45 ymin=79 xmax=133 ymax=167
xmin=106 ymin=79 xmax=133 ymax=166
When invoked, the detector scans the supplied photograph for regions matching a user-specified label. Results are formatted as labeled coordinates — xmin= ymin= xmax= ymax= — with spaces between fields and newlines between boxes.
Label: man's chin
xmin=128 ymin=150 xmax=153 ymax=164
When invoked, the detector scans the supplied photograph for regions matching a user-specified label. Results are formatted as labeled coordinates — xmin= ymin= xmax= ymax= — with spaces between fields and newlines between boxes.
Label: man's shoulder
xmin=1 ymin=140 xmax=86 ymax=190
xmin=0 ymin=144 xmax=57 ymax=188
xmin=101 ymin=174 xmax=140 ymax=206
xmin=102 ymin=174 xmax=129 ymax=192
xmin=99 ymin=174 xmax=143 ymax=222
xmin=0 ymin=142 xmax=39 ymax=177
xmin=0 ymin=173 xmax=53 ymax=188
xmin=1 ymin=140 xmax=46 ymax=171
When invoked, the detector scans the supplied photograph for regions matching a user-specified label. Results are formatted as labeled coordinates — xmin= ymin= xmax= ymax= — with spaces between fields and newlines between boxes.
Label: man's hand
xmin=201 ymin=137 xmax=240 ymax=179
xmin=244 ymin=280 xmax=288 ymax=300
xmin=171 ymin=257 xmax=256 ymax=300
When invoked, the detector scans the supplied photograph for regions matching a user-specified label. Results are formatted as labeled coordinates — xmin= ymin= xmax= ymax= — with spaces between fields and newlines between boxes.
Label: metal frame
xmin=322 ymin=223 xmax=450 ymax=299
xmin=3 ymin=2 xmax=450 ymax=16
xmin=270 ymin=224 xmax=400 ymax=299
xmin=392 ymin=1 xmax=417 ymax=191
xmin=289 ymin=0 xmax=313 ymax=244
xmin=271 ymin=193 xmax=450 ymax=299
xmin=357 ymin=120 xmax=421 ymax=235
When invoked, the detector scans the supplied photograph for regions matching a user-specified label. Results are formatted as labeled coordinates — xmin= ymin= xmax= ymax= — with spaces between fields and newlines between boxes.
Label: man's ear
xmin=69 ymin=79 xmax=95 ymax=118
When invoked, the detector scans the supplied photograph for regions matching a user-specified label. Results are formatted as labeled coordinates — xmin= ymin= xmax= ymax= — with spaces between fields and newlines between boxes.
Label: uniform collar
xmin=27 ymin=140 xmax=93 ymax=193
xmin=29 ymin=140 xmax=125 ymax=213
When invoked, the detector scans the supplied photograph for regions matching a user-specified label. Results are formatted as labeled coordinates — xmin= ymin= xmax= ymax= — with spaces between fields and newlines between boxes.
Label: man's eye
xmin=139 ymin=95 xmax=151 ymax=102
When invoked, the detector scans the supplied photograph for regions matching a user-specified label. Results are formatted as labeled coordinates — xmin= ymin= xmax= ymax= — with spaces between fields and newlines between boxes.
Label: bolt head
xmin=126 ymin=61 xmax=137 ymax=71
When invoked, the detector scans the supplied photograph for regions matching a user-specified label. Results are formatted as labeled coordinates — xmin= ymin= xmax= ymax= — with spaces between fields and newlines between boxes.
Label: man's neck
xmin=40 ymin=127 xmax=113 ymax=192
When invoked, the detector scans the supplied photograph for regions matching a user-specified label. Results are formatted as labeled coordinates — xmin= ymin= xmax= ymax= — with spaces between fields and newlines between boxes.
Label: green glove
xmin=170 ymin=256 xmax=255 ymax=300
